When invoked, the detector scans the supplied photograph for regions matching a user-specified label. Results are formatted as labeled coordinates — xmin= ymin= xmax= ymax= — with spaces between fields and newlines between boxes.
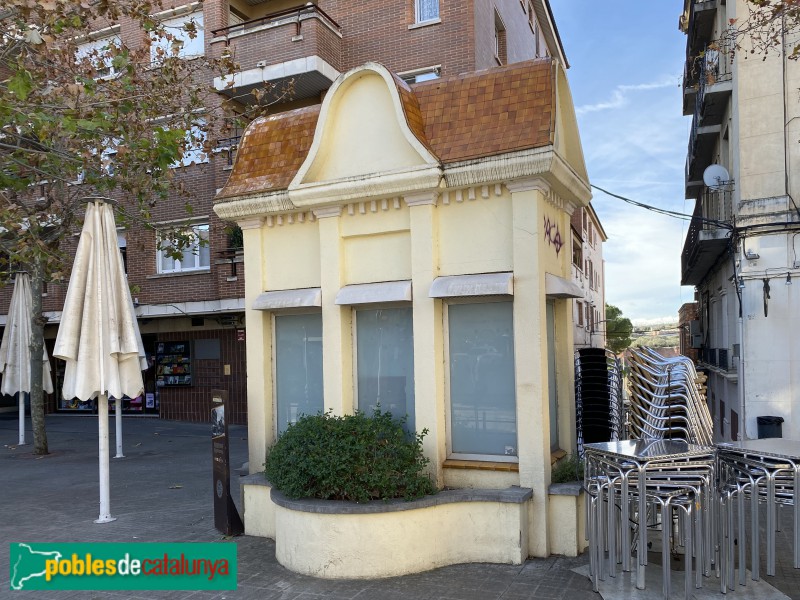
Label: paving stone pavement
xmin=3 ymin=413 xmax=800 ymax=599
xmin=0 ymin=414 xmax=597 ymax=600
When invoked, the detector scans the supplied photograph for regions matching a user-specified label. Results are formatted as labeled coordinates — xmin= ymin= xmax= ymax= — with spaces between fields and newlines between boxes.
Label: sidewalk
xmin=0 ymin=414 xmax=595 ymax=600
xmin=3 ymin=414 xmax=799 ymax=599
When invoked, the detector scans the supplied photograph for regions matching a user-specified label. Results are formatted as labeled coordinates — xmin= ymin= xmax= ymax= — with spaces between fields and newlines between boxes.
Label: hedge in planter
xmin=265 ymin=409 xmax=436 ymax=503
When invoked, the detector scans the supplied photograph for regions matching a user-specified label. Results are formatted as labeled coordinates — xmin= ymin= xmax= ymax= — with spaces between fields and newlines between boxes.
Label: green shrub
xmin=264 ymin=409 xmax=436 ymax=503
xmin=551 ymin=453 xmax=584 ymax=483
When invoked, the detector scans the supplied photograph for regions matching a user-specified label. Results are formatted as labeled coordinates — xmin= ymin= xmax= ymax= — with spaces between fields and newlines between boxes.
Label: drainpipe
xmin=738 ymin=244 xmax=746 ymax=440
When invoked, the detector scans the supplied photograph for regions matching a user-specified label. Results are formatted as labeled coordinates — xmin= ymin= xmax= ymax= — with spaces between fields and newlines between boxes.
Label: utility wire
xmin=590 ymin=184 xmax=735 ymax=230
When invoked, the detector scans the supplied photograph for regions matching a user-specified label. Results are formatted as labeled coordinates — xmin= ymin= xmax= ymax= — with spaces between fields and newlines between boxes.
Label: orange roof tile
xmin=216 ymin=59 xmax=556 ymax=201
xmin=413 ymin=59 xmax=555 ymax=163
xmin=217 ymin=105 xmax=321 ymax=199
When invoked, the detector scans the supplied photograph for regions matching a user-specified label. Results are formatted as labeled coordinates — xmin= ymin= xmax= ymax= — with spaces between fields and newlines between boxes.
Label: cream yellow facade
xmin=216 ymin=60 xmax=591 ymax=572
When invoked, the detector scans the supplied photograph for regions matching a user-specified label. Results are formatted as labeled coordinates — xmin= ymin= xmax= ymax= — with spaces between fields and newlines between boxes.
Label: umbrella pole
xmin=114 ymin=398 xmax=124 ymax=458
xmin=18 ymin=393 xmax=25 ymax=445
xmin=95 ymin=394 xmax=116 ymax=524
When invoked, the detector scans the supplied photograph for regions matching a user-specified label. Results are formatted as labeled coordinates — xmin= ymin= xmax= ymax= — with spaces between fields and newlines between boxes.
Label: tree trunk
xmin=29 ymin=256 xmax=49 ymax=455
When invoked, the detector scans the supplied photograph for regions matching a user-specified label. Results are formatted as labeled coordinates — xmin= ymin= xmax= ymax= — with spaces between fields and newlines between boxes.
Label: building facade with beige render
xmin=214 ymin=55 xmax=592 ymax=573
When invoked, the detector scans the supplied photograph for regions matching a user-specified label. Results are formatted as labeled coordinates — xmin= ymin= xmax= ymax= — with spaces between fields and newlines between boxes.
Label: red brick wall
xmin=153 ymin=328 xmax=247 ymax=424
xmin=320 ymin=0 xmax=475 ymax=77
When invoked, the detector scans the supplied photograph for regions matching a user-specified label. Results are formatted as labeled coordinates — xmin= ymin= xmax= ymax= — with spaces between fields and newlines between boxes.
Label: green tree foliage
xmin=0 ymin=0 xmax=251 ymax=453
xmin=630 ymin=335 xmax=680 ymax=349
xmin=605 ymin=304 xmax=633 ymax=355
xmin=265 ymin=410 xmax=437 ymax=503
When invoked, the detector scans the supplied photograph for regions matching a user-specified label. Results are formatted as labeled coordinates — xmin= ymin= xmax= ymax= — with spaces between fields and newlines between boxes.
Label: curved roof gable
xmin=216 ymin=59 xmax=565 ymax=202
xmin=290 ymin=63 xmax=439 ymax=189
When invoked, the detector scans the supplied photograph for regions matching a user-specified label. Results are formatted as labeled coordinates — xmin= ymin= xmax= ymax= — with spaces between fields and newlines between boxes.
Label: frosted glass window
xmin=416 ymin=0 xmax=439 ymax=23
xmin=448 ymin=302 xmax=517 ymax=456
xmin=275 ymin=314 xmax=323 ymax=434
xmin=356 ymin=308 xmax=415 ymax=434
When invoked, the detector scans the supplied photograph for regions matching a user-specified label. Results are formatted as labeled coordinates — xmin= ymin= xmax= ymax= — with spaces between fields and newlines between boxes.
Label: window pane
xmin=197 ymin=225 xmax=210 ymax=267
xmin=448 ymin=302 xmax=516 ymax=456
xmin=159 ymin=241 xmax=175 ymax=272
xmin=152 ymin=12 xmax=204 ymax=61
xmin=356 ymin=308 xmax=415 ymax=434
xmin=417 ymin=0 xmax=439 ymax=22
xmin=275 ymin=314 xmax=324 ymax=435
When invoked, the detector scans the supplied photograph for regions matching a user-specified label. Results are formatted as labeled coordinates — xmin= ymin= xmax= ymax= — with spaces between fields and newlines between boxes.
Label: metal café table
xmin=584 ymin=440 xmax=716 ymax=595
xmin=717 ymin=438 xmax=800 ymax=583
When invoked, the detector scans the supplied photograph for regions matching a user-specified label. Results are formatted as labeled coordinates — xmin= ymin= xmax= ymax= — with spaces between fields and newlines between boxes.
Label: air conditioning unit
xmin=689 ymin=320 xmax=702 ymax=336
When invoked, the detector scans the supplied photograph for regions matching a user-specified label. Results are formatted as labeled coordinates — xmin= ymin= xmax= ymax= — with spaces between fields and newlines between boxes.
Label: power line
xmin=590 ymin=184 xmax=735 ymax=230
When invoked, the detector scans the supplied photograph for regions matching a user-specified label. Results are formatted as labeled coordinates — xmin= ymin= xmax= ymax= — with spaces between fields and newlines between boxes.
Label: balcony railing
xmin=215 ymin=134 xmax=241 ymax=168
xmin=701 ymin=187 xmax=733 ymax=225
xmin=696 ymin=43 xmax=732 ymax=111
xmin=211 ymin=4 xmax=342 ymax=78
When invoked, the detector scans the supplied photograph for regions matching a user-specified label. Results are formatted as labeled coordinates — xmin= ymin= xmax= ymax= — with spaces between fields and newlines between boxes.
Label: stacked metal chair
xmin=717 ymin=442 xmax=800 ymax=592
xmin=584 ymin=440 xmax=717 ymax=600
xmin=626 ymin=348 xmax=713 ymax=445
xmin=575 ymin=348 xmax=624 ymax=456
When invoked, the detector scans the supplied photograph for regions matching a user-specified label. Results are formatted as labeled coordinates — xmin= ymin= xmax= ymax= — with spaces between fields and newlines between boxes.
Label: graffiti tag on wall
xmin=544 ymin=216 xmax=563 ymax=255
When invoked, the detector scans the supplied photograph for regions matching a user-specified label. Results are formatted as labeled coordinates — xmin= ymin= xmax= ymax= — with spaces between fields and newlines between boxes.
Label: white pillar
xmin=240 ymin=217 xmax=272 ymax=474
xmin=315 ymin=206 xmax=354 ymax=416
xmin=406 ymin=192 xmax=445 ymax=487
xmin=507 ymin=177 xmax=550 ymax=557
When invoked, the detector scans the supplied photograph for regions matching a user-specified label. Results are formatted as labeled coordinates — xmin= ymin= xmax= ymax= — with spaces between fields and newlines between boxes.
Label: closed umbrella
xmin=54 ymin=199 xmax=146 ymax=523
xmin=0 ymin=273 xmax=55 ymax=445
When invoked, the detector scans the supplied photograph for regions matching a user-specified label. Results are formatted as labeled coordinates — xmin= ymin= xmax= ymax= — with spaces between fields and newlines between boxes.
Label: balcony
xmin=685 ymin=111 xmax=721 ymax=198
xmin=211 ymin=5 xmax=342 ymax=105
xmin=681 ymin=188 xmax=732 ymax=285
xmin=685 ymin=1 xmax=718 ymax=58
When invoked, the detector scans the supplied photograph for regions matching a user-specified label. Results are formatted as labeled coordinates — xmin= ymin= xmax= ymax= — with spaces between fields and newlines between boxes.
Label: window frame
xmin=156 ymin=223 xmax=210 ymax=274
xmin=444 ymin=297 xmax=518 ymax=463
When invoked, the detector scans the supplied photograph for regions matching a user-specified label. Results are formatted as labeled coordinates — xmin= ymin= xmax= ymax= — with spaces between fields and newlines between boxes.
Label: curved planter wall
xmin=271 ymin=487 xmax=533 ymax=579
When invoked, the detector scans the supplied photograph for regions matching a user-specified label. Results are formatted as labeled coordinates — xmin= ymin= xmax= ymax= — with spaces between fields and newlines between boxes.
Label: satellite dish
xmin=703 ymin=164 xmax=730 ymax=189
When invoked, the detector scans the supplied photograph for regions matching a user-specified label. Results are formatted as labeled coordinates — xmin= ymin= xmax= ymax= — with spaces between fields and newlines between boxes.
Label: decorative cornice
xmin=505 ymin=177 xmax=550 ymax=194
xmin=443 ymin=147 xmax=553 ymax=189
xmin=312 ymin=206 xmax=343 ymax=219
xmin=404 ymin=191 xmax=439 ymax=207
xmin=237 ymin=218 xmax=265 ymax=230
xmin=213 ymin=190 xmax=294 ymax=221
xmin=289 ymin=165 xmax=443 ymax=207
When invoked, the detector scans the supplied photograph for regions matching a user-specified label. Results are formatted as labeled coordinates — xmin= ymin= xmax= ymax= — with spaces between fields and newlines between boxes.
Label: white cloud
xmin=576 ymin=79 xmax=677 ymax=115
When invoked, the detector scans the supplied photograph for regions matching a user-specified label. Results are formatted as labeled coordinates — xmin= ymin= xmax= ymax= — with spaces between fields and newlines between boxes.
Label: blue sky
xmin=550 ymin=1 xmax=694 ymax=324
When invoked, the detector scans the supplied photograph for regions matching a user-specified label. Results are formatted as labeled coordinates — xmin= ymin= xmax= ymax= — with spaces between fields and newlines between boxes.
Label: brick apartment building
xmin=0 ymin=0 xmax=564 ymax=424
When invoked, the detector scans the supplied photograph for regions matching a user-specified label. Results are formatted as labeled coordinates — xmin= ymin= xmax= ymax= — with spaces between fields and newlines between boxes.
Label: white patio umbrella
xmin=54 ymin=199 xmax=146 ymax=523
xmin=0 ymin=273 xmax=55 ymax=445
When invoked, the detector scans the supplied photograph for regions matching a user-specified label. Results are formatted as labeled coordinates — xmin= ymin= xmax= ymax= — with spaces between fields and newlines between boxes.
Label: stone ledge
xmin=271 ymin=486 xmax=533 ymax=515
xmin=241 ymin=474 xmax=270 ymax=487
xmin=548 ymin=481 xmax=584 ymax=497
